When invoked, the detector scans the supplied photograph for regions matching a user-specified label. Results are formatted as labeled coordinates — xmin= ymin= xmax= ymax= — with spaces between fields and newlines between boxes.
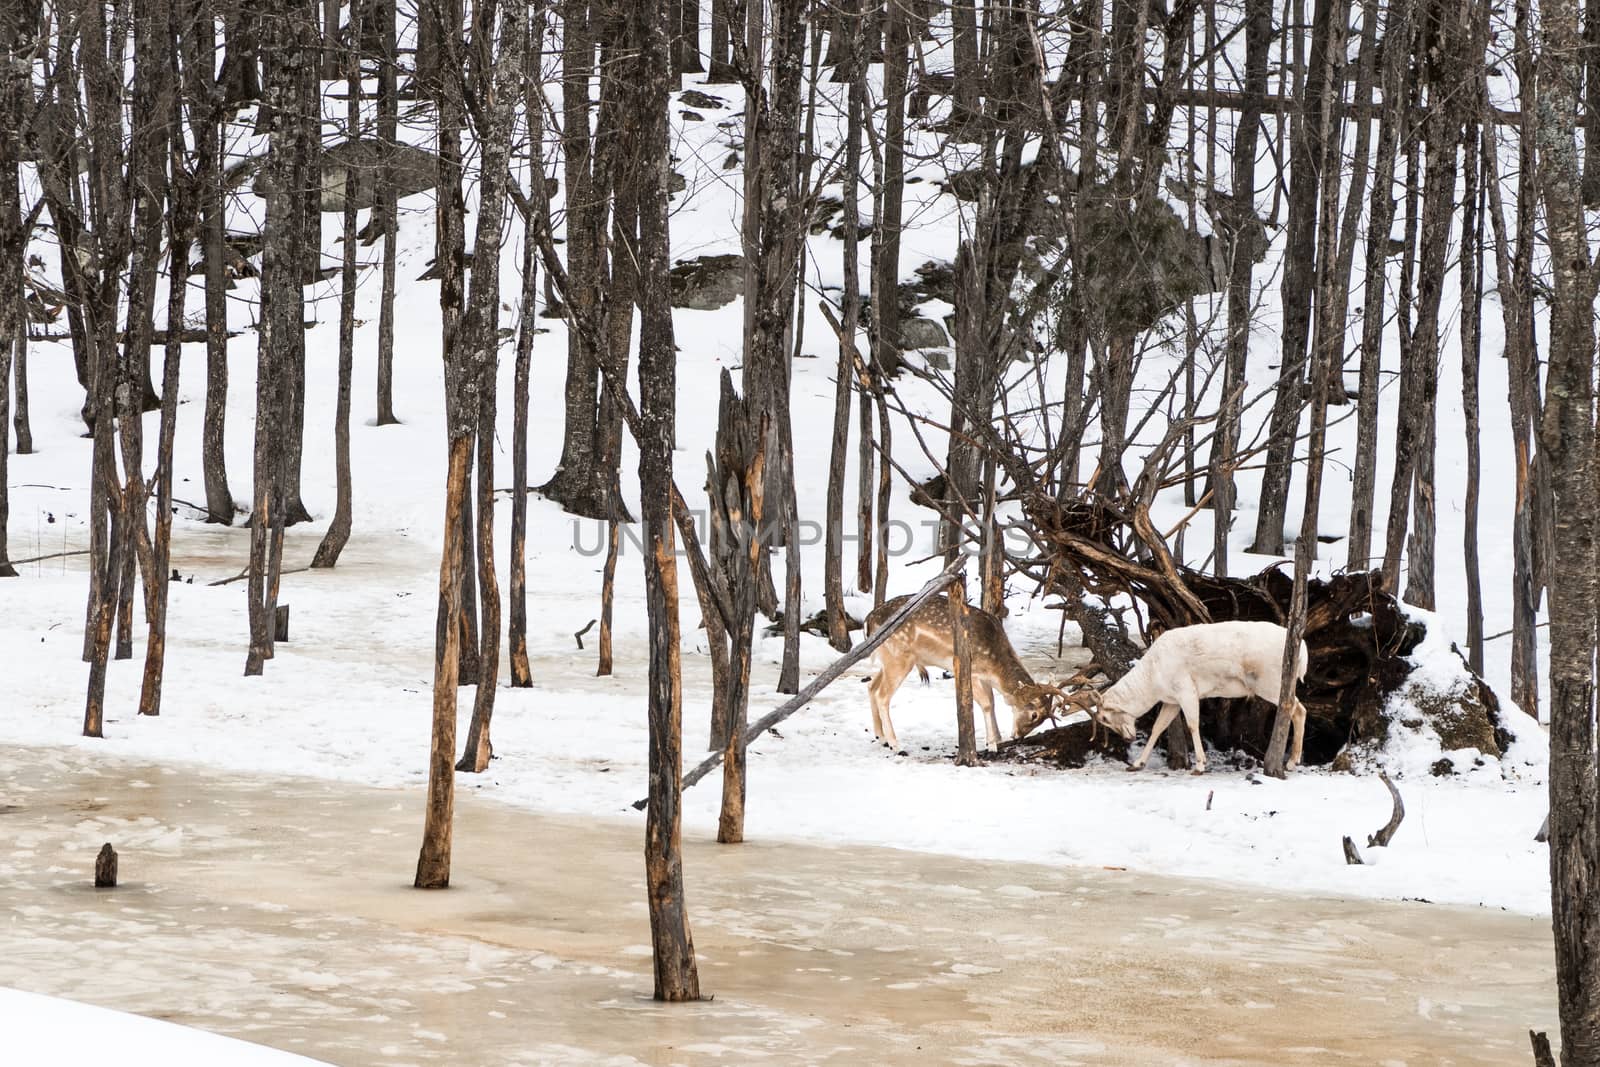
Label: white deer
xmin=864 ymin=593 xmax=1067 ymax=752
xmin=1020 ymin=620 xmax=1310 ymax=773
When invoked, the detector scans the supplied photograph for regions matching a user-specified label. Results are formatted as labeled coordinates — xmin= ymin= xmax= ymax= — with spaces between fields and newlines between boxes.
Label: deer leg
xmin=1130 ymin=704 xmax=1178 ymax=771
xmin=1287 ymin=699 xmax=1307 ymax=770
xmin=870 ymin=657 xmax=914 ymax=749
xmin=1179 ymin=693 xmax=1206 ymax=774
xmin=977 ymin=682 xmax=1001 ymax=751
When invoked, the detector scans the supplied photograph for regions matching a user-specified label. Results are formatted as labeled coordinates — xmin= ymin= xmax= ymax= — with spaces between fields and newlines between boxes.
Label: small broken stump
xmin=94 ymin=843 xmax=118 ymax=888
xmin=274 ymin=604 xmax=290 ymax=643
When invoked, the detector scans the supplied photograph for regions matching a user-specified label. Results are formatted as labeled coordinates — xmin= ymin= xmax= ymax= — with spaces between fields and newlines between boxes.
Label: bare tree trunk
xmin=1584 ymin=0 xmax=1600 ymax=204
xmin=1397 ymin=1 xmax=1468 ymax=611
xmin=416 ymin=437 xmax=470 ymax=887
xmin=739 ymin=0 xmax=807 ymax=694
xmin=950 ymin=0 xmax=981 ymax=132
xmin=714 ymin=375 xmax=765 ymax=844
xmin=80 ymin=0 xmax=132 ymax=724
xmin=839 ymin=1 xmax=871 ymax=595
xmin=1250 ymin=0 xmax=1340 ymax=556
xmin=279 ymin=9 xmax=320 ymax=528
xmin=1266 ymin=0 xmax=1348 ymax=776
xmin=312 ymin=0 xmax=363 ymax=569
xmin=1537 ymin=0 xmax=1600 ymax=1050
xmin=417 ymin=0 xmax=474 ymax=888
xmin=707 ymin=0 xmax=736 ymax=81
xmin=675 ymin=0 xmax=703 ymax=72
xmin=189 ymin=0 xmax=234 ymax=524
xmin=247 ymin=0 xmax=313 ymax=676
xmin=375 ymin=0 xmax=401 ymax=425
xmin=1508 ymin=0 xmax=1543 ymax=717
xmin=540 ymin=0 xmax=611 ymax=519
xmin=1212 ymin=0 xmax=1271 ymax=577
xmin=138 ymin=61 xmax=196 ymax=715
xmin=1347 ymin=0 xmax=1408 ymax=572
xmin=456 ymin=0 xmax=526 ymax=773
xmin=592 ymin=0 xmax=636 ymax=679
xmin=1459 ymin=111 xmax=1485 ymax=674
xmin=1380 ymin=84 xmax=1424 ymax=592
xmin=0 ymin=0 xmax=26 ymax=579
xmin=951 ymin=572 xmax=977 ymax=766
xmin=870 ymin=0 xmax=908 ymax=373
xmin=824 ymin=38 xmax=859 ymax=656
xmin=508 ymin=4 xmax=548 ymax=690
xmin=633 ymin=0 xmax=700 ymax=1000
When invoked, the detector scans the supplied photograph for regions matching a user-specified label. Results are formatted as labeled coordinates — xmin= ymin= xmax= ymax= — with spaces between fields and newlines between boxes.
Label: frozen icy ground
xmin=1 ymin=71 xmax=1554 ymax=917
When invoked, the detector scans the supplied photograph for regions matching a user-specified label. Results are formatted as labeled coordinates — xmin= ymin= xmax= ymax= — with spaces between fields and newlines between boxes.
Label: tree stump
xmin=94 ymin=843 xmax=117 ymax=887
xmin=274 ymin=604 xmax=290 ymax=642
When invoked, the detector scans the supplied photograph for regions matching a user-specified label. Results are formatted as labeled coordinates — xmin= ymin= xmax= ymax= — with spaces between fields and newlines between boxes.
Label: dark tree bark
xmin=1508 ymin=0 xmax=1543 ymax=717
xmin=312 ymin=0 xmax=363 ymax=570
xmin=247 ymin=0 xmax=314 ymax=676
xmin=375 ymin=0 xmax=401 ymax=425
xmin=540 ymin=0 xmax=612 ymax=519
xmin=1584 ymin=0 xmax=1600 ymax=204
xmin=0 ymin=0 xmax=30 ymax=578
xmin=712 ymin=374 xmax=766 ymax=844
xmin=508 ymin=3 xmax=549 ymax=690
xmin=138 ymin=0 xmax=197 ymax=717
xmin=738 ymin=0 xmax=808 ymax=694
xmin=675 ymin=0 xmax=703 ymax=72
xmin=950 ymin=0 xmax=981 ymax=131
xmin=1266 ymin=0 xmax=1347 ymax=777
xmin=417 ymin=0 xmax=474 ymax=891
xmin=950 ymin=572 xmax=977 ymax=766
xmin=185 ymin=0 xmax=234 ymax=525
xmin=1480 ymin=0 xmax=1541 ymax=715
xmin=634 ymin=0 xmax=701 ymax=1001
xmin=1348 ymin=0 xmax=1411 ymax=572
xmin=424 ymin=0 xmax=477 ymax=688
xmin=943 ymin=0 xmax=1038 ymax=546
xmin=1250 ymin=0 xmax=1342 ymax=556
xmin=591 ymin=0 xmax=636 ymax=679
xmin=416 ymin=437 xmax=470 ymax=889
xmin=707 ymin=0 xmax=736 ymax=81
xmin=846 ymin=3 xmax=873 ymax=600
xmin=114 ymin=0 xmax=179 ymax=667
xmin=1380 ymin=70 xmax=1425 ymax=593
xmin=457 ymin=0 xmax=525 ymax=775
xmin=278 ymin=0 xmax=321 ymax=528
xmin=219 ymin=4 xmax=263 ymax=104
xmin=80 ymin=0 xmax=134 ymax=725
xmin=1537 ymin=0 xmax=1600 ymax=1055
xmin=1395 ymin=0 xmax=1468 ymax=611
xmin=824 ymin=6 xmax=865 ymax=652
xmin=1459 ymin=109 xmax=1485 ymax=674
xmin=869 ymin=0 xmax=908 ymax=372
xmin=1211 ymin=0 xmax=1271 ymax=577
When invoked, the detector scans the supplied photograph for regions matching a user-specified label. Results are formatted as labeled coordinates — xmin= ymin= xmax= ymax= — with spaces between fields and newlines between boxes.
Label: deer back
xmin=866 ymin=594 xmax=1037 ymax=695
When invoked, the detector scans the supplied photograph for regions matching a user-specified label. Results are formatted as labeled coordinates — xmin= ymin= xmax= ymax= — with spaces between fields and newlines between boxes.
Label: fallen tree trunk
xmin=632 ymin=559 xmax=964 ymax=810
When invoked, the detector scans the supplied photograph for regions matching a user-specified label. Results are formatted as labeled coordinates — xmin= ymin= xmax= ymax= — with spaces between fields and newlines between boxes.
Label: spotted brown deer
xmin=864 ymin=593 xmax=1069 ymax=751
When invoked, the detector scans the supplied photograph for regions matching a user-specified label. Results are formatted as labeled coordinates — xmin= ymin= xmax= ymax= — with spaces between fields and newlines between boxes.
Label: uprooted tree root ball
xmin=1019 ymin=497 xmax=1511 ymax=769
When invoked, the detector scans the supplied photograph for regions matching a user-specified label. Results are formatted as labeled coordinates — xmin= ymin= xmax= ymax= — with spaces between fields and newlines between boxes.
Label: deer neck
xmin=1104 ymin=658 xmax=1158 ymax=717
xmin=976 ymin=640 xmax=1038 ymax=702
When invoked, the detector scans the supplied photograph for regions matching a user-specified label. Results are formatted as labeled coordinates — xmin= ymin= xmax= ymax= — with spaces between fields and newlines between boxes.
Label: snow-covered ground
xmin=3 ymin=48 xmax=1555 ymax=920
xmin=0 ymin=987 xmax=330 ymax=1065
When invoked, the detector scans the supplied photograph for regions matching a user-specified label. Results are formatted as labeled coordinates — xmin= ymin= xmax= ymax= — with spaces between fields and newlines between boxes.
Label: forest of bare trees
xmin=3 ymin=0 xmax=1600 ymax=1051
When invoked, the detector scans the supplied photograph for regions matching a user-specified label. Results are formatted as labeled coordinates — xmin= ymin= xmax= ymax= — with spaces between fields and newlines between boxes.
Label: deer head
xmin=1011 ymin=683 xmax=1067 ymax=739
xmin=1069 ymin=687 xmax=1136 ymax=740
